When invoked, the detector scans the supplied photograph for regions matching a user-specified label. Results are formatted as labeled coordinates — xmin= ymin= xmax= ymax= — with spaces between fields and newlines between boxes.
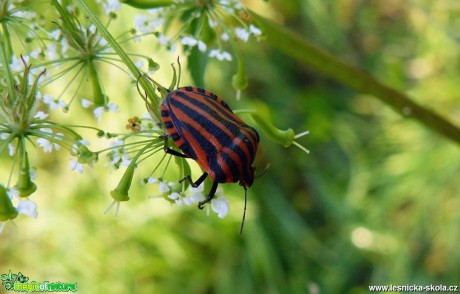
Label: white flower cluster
xmin=106 ymin=138 xmax=132 ymax=169
xmin=128 ymin=0 xmax=263 ymax=62
xmin=69 ymin=140 xmax=92 ymax=174
xmin=147 ymin=177 xmax=230 ymax=218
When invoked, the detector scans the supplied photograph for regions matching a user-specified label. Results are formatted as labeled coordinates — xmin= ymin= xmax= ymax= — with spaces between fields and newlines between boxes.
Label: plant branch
xmin=252 ymin=12 xmax=460 ymax=146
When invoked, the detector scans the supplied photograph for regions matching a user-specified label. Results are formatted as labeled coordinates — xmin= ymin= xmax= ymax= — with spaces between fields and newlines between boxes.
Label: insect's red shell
xmin=160 ymin=86 xmax=259 ymax=188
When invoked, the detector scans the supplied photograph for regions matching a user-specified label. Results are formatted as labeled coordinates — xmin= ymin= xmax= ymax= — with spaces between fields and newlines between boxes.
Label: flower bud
xmin=110 ymin=162 xmax=136 ymax=202
xmin=0 ymin=186 xmax=18 ymax=221
xmin=14 ymin=151 xmax=37 ymax=197
xmin=249 ymin=112 xmax=295 ymax=148
xmin=232 ymin=60 xmax=248 ymax=91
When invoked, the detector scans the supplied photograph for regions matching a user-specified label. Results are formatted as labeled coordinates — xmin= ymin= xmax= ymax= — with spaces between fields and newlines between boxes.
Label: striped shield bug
xmin=160 ymin=86 xmax=260 ymax=231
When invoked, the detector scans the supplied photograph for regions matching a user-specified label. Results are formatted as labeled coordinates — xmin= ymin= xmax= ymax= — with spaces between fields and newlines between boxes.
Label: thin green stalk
xmin=0 ymin=31 xmax=16 ymax=102
xmin=74 ymin=0 xmax=161 ymax=119
xmin=252 ymin=12 xmax=460 ymax=146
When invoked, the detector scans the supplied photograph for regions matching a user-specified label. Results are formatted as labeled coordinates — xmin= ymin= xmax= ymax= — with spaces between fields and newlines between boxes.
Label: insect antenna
xmin=255 ymin=163 xmax=270 ymax=179
xmin=240 ymin=186 xmax=248 ymax=235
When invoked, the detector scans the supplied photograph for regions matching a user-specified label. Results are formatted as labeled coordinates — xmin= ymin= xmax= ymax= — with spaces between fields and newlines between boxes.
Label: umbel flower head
xmin=0 ymin=56 xmax=99 ymax=234
xmin=124 ymin=0 xmax=263 ymax=91
xmin=22 ymin=0 xmax=157 ymax=118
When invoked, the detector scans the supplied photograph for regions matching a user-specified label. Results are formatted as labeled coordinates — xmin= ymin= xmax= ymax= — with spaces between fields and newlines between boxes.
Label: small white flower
xmin=188 ymin=184 xmax=204 ymax=194
xmin=135 ymin=60 xmax=145 ymax=69
xmin=168 ymin=192 xmax=183 ymax=206
xmin=158 ymin=34 xmax=169 ymax=46
xmin=208 ymin=19 xmax=217 ymax=28
xmin=79 ymin=139 xmax=91 ymax=146
xmin=30 ymin=168 xmax=38 ymax=180
xmin=120 ymin=154 xmax=132 ymax=166
xmin=1 ymin=133 xmax=10 ymax=140
xmin=36 ymin=138 xmax=53 ymax=153
xmin=47 ymin=43 xmax=60 ymax=60
xmin=159 ymin=180 xmax=170 ymax=193
xmin=109 ymin=138 xmax=125 ymax=148
xmin=209 ymin=49 xmax=232 ymax=61
xmin=30 ymin=49 xmax=41 ymax=59
xmin=197 ymin=40 xmax=207 ymax=52
xmin=61 ymin=37 xmax=70 ymax=54
xmin=42 ymin=94 xmax=67 ymax=111
xmin=49 ymin=29 xmax=61 ymax=40
xmin=34 ymin=111 xmax=48 ymax=120
xmin=107 ymin=102 xmax=119 ymax=112
xmin=235 ymin=27 xmax=250 ymax=42
xmin=134 ymin=14 xmax=163 ymax=33
xmin=249 ymin=24 xmax=262 ymax=36
xmin=7 ymin=187 xmax=19 ymax=199
xmin=181 ymin=36 xmax=207 ymax=52
xmin=10 ymin=55 xmax=29 ymax=72
xmin=8 ymin=143 xmax=16 ymax=156
xmin=104 ymin=0 xmax=121 ymax=15
xmin=211 ymin=197 xmax=230 ymax=218
xmin=183 ymin=184 xmax=205 ymax=205
xmin=94 ymin=106 xmax=105 ymax=122
xmin=133 ymin=34 xmax=142 ymax=43
xmin=221 ymin=32 xmax=229 ymax=41
xmin=88 ymin=24 xmax=96 ymax=35
xmin=81 ymin=98 xmax=94 ymax=108
xmin=183 ymin=192 xmax=205 ymax=206
xmin=17 ymin=199 xmax=38 ymax=219
xmin=181 ymin=36 xmax=197 ymax=46
xmin=70 ymin=157 xmax=84 ymax=174
xmin=94 ymin=102 xmax=120 ymax=121
xmin=14 ymin=10 xmax=37 ymax=20
xmin=147 ymin=177 xmax=159 ymax=184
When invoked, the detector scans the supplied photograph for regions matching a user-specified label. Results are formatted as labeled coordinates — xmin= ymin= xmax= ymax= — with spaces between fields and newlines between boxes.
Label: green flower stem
xmin=15 ymin=145 xmax=37 ymax=197
xmin=121 ymin=0 xmax=175 ymax=9
xmin=234 ymin=109 xmax=295 ymax=148
xmin=75 ymin=0 xmax=161 ymax=119
xmin=251 ymin=12 xmax=460 ymax=146
xmin=87 ymin=61 xmax=106 ymax=106
xmin=0 ymin=32 xmax=16 ymax=102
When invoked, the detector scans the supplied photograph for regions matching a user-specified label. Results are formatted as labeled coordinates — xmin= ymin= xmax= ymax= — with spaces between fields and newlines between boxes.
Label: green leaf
xmin=187 ymin=46 xmax=208 ymax=88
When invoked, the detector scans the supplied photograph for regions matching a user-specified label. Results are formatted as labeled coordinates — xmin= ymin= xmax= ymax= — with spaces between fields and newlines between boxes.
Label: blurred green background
xmin=1 ymin=0 xmax=460 ymax=293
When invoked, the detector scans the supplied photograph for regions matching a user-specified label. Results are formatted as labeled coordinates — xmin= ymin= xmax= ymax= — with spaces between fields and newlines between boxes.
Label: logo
xmin=1 ymin=271 xmax=77 ymax=292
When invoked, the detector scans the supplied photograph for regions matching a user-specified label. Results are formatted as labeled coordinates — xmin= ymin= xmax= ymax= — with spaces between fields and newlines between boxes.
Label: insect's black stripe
xmin=242 ymin=126 xmax=259 ymax=159
xmin=213 ymin=151 xmax=240 ymax=183
xmin=171 ymin=91 xmax=240 ymax=138
xmin=161 ymin=103 xmax=197 ymax=159
xmin=164 ymin=121 xmax=174 ymax=129
xmin=173 ymin=91 xmax=243 ymax=134
xmin=174 ymin=90 xmax=241 ymax=126
xmin=171 ymin=132 xmax=181 ymax=141
xmin=161 ymin=109 xmax=169 ymax=117
xmin=169 ymin=95 xmax=250 ymax=168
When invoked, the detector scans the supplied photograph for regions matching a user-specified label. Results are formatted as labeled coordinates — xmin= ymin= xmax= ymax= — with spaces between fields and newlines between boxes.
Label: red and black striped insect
xmin=160 ymin=86 xmax=259 ymax=229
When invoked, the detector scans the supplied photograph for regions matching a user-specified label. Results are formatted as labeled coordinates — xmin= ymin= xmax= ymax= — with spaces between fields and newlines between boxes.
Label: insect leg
xmin=161 ymin=135 xmax=189 ymax=158
xmin=198 ymin=181 xmax=218 ymax=209
xmin=180 ymin=172 xmax=208 ymax=188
